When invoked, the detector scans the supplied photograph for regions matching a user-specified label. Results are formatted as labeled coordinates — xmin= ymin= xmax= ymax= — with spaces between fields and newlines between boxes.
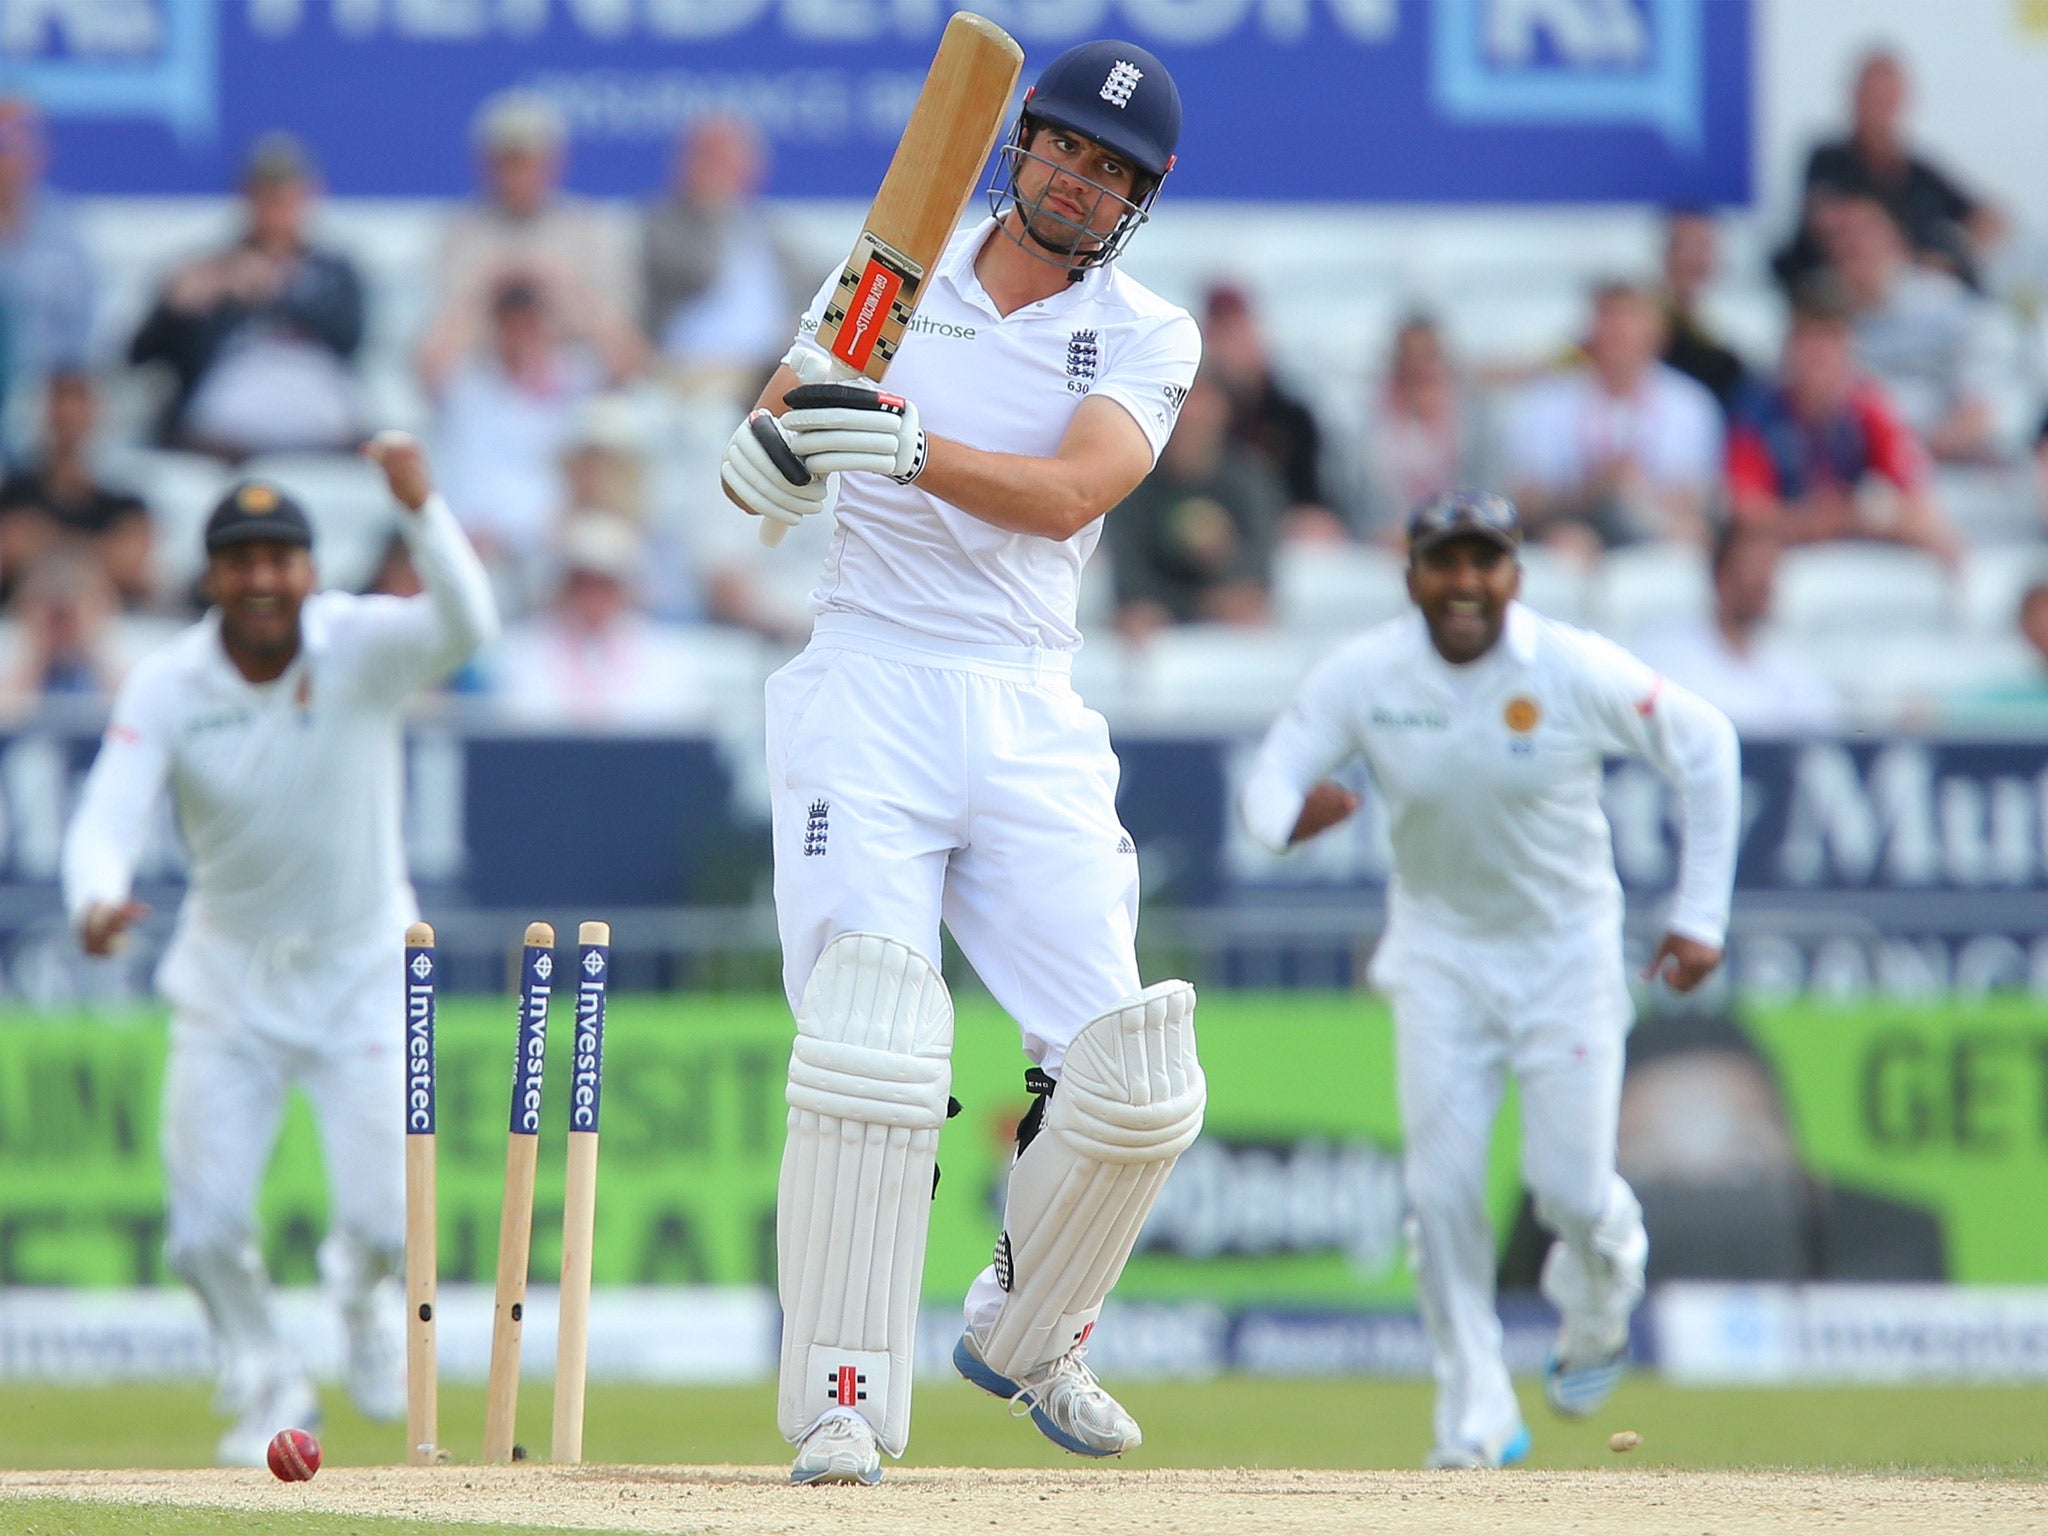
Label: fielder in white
xmin=719 ymin=40 xmax=1205 ymax=1486
xmin=61 ymin=438 xmax=496 ymax=1465
xmin=1241 ymin=490 xmax=1740 ymax=1469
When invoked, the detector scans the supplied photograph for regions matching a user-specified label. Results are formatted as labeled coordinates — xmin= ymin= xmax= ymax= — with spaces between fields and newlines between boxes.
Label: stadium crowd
xmin=0 ymin=49 xmax=2044 ymax=732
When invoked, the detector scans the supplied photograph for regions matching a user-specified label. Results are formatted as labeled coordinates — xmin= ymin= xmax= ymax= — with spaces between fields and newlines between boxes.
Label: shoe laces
xmin=1007 ymin=1345 xmax=1100 ymax=1421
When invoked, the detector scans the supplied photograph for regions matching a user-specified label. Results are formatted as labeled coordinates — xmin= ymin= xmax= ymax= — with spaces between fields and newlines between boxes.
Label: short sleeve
xmin=789 ymin=264 xmax=840 ymax=366
xmin=1087 ymin=310 xmax=1202 ymax=464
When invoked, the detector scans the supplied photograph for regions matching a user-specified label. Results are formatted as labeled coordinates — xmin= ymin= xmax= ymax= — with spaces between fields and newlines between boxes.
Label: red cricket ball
xmin=267 ymin=1427 xmax=322 ymax=1481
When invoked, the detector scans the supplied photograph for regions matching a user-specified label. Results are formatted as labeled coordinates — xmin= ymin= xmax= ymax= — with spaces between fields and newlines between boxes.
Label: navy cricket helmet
xmin=988 ymin=39 xmax=1183 ymax=277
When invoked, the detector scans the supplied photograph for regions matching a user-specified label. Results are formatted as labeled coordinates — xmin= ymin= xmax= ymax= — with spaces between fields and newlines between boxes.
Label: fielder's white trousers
xmin=160 ymin=925 xmax=406 ymax=1291
xmin=766 ymin=613 xmax=1142 ymax=1074
xmin=1373 ymin=920 xmax=1646 ymax=1453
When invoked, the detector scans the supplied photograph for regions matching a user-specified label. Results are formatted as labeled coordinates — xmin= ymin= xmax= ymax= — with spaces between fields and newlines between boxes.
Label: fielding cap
xmin=204 ymin=481 xmax=314 ymax=554
xmin=1407 ymin=489 xmax=1522 ymax=557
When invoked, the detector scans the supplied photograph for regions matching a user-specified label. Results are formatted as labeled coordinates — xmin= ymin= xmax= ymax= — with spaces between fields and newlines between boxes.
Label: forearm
xmin=62 ymin=747 xmax=166 ymax=925
xmin=1240 ymin=763 xmax=1310 ymax=853
xmin=1656 ymin=685 xmax=1742 ymax=947
xmin=908 ymin=435 xmax=1112 ymax=541
xmin=403 ymin=495 xmax=500 ymax=660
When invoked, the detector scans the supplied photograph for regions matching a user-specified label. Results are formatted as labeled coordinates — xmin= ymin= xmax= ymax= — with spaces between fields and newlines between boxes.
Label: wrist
xmin=892 ymin=428 xmax=929 ymax=485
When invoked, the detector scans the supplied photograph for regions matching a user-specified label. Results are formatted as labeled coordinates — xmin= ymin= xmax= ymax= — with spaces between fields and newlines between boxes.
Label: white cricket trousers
xmin=766 ymin=613 xmax=1142 ymax=1074
xmin=160 ymin=928 xmax=407 ymax=1318
xmin=1374 ymin=921 xmax=1647 ymax=1453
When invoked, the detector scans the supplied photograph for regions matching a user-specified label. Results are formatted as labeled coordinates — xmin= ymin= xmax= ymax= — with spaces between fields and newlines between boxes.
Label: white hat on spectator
xmin=567 ymin=394 xmax=646 ymax=456
xmin=474 ymin=89 xmax=567 ymax=156
xmin=557 ymin=511 xmax=641 ymax=581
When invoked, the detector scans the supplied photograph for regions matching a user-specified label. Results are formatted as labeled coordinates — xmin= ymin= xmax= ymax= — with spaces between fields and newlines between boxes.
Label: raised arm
xmin=346 ymin=433 xmax=501 ymax=697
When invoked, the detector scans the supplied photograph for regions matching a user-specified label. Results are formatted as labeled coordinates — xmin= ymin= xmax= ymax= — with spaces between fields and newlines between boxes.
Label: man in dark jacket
xmin=129 ymin=134 xmax=364 ymax=459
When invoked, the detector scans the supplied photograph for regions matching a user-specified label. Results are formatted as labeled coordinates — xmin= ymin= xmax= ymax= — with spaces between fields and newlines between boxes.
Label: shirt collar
xmin=941 ymin=216 xmax=1110 ymax=321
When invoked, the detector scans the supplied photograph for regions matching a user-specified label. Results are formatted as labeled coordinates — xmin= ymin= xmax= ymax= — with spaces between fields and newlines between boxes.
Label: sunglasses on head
xmin=1408 ymin=492 xmax=1520 ymax=543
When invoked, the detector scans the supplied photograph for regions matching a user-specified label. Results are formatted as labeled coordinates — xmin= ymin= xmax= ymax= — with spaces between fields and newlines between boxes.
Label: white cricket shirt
xmin=62 ymin=498 xmax=497 ymax=992
xmin=791 ymin=218 xmax=1201 ymax=651
xmin=1241 ymin=602 xmax=1741 ymax=949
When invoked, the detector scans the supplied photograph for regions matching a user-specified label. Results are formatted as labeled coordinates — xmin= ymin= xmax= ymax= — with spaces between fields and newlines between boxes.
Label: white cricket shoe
xmin=1424 ymin=1425 xmax=1531 ymax=1470
xmin=953 ymin=1332 xmax=1142 ymax=1458
xmin=216 ymin=1369 xmax=320 ymax=1467
xmin=790 ymin=1411 xmax=882 ymax=1486
xmin=1544 ymin=1335 xmax=1629 ymax=1419
xmin=341 ymin=1277 xmax=408 ymax=1423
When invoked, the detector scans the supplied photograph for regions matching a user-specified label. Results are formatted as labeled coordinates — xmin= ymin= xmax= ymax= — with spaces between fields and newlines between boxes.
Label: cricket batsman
xmin=719 ymin=41 xmax=1204 ymax=1485
xmin=60 ymin=436 xmax=497 ymax=1465
xmin=1240 ymin=491 xmax=1741 ymax=1468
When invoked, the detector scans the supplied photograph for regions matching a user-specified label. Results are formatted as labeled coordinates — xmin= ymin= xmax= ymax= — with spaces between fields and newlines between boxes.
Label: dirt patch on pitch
xmin=3 ymin=1465 xmax=2043 ymax=1534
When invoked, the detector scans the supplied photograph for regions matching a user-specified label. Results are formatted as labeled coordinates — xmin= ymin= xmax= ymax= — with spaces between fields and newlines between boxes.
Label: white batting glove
xmin=720 ymin=409 xmax=830 ymax=527
xmin=779 ymin=381 xmax=928 ymax=484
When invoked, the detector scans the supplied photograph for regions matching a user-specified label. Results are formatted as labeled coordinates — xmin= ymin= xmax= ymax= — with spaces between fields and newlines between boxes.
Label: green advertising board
xmin=0 ymin=993 xmax=2040 ymax=1297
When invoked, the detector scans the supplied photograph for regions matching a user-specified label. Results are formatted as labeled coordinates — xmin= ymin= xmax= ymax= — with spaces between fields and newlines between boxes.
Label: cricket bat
xmin=753 ymin=11 xmax=1024 ymax=546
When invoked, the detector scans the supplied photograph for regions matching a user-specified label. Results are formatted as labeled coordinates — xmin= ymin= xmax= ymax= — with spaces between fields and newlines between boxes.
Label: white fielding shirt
xmin=1240 ymin=603 xmax=1741 ymax=949
xmin=62 ymin=497 xmax=498 ymax=978
xmin=792 ymin=218 xmax=1201 ymax=651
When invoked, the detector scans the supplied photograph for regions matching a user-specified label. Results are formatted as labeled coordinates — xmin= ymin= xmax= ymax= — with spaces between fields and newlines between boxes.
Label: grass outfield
xmin=1 ymin=1378 xmax=2044 ymax=1478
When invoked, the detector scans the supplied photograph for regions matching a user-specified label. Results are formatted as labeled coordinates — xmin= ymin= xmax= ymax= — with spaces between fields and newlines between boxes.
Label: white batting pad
xmin=978 ymin=980 xmax=1205 ymax=1381
xmin=777 ymin=932 xmax=954 ymax=1456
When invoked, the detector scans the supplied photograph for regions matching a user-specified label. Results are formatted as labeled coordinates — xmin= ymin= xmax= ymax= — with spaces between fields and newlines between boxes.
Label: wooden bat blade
xmin=814 ymin=12 xmax=1023 ymax=380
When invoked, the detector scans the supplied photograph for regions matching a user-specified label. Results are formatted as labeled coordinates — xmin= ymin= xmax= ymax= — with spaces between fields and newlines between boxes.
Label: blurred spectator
xmin=0 ymin=370 xmax=150 ymax=608
xmin=1504 ymin=281 xmax=1722 ymax=552
xmin=1948 ymin=582 xmax=2048 ymax=721
xmin=2036 ymin=411 xmax=2048 ymax=533
xmin=128 ymin=134 xmax=364 ymax=460
xmin=1727 ymin=283 xmax=1957 ymax=563
xmin=432 ymin=279 xmax=604 ymax=614
xmin=1773 ymin=49 xmax=2003 ymax=294
xmin=1635 ymin=523 xmax=1842 ymax=735
xmin=642 ymin=115 xmax=803 ymax=401
xmin=1108 ymin=373 xmax=1282 ymax=639
xmin=419 ymin=91 xmax=642 ymax=391
xmin=1659 ymin=211 xmax=1749 ymax=418
xmin=556 ymin=393 xmax=701 ymax=622
xmin=1824 ymin=194 xmax=2002 ymax=463
xmin=1347 ymin=315 xmax=1496 ymax=543
xmin=0 ymin=546 xmax=121 ymax=710
xmin=0 ymin=98 xmax=95 ymax=407
xmin=490 ymin=511 xmax=708 ymax=726
xmin=561 ymin=394 xmax=647 ymax=520
xmin=1201 ymin=284 xmax=1329 ymax=530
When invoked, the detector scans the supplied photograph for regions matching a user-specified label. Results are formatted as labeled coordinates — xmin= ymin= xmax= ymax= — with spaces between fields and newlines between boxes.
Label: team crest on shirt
xmin=804 ymin=799 xmax=830 ymax=857
xmin=1503 ymin=696 xmax=1540 ymax=733
xmin=1066 ymin=330 xmax=1100 ymax=394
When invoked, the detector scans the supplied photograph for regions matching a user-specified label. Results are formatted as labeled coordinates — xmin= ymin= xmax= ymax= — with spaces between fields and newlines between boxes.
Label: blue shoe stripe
xmin=1546 ymin=1349 xmax=1625 ymax=1417
xmin=952 ymin=1336 xmax=1118 ymax=1459
xmin=953 ymin=1336 xmax=1021 ymax=1400
xmin=1499 ymin=1426 xmax=1532 ymax=1467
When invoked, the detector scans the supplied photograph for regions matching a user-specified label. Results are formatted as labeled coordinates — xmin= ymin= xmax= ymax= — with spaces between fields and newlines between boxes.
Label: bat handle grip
xmin=760 ymin=518 xmax=790 ymax=548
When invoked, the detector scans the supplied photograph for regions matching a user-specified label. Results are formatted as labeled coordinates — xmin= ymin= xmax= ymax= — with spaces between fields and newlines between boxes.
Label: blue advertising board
xmin=0 ymin=719 xmax=2039 ymax=1003
xmin=1 ymin=0 xmax=1751 ymax=204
